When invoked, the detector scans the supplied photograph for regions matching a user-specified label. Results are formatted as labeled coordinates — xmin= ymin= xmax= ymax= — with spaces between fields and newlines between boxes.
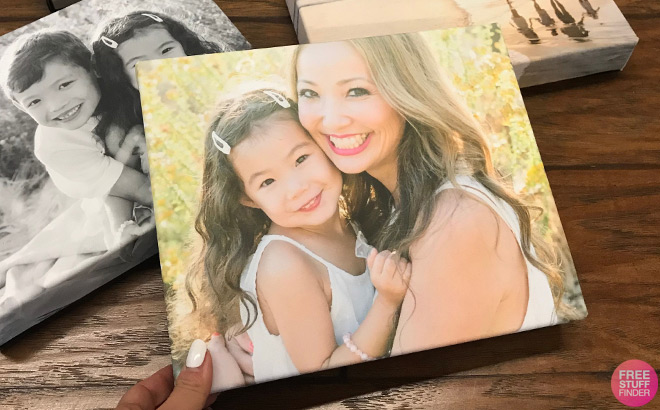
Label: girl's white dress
xmin=239 ymin=233 xmax=375 ymax=383
xmin=435 ymin=175 xmax=558 ymax=331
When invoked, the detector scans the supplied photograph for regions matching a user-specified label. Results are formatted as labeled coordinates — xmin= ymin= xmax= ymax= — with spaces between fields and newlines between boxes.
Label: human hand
xmin=115 ymin=339 xmax=216 ymax=410
xmin=126 ymin=125 xmax=149 ymax=174
xmin=115 ymin=124 xmax=145 ymax=160
xmin=108 ymin=125 xmax=143 ymax=167
xmin=125 ymin=125 xmax=146 ymax=144
xmin=104 ymin=124 xmax=125 ymax=158
xmin=207 ymin=333 xmax=246 ymax=392
xmin=117 ymin=212 xmax=156 ymax=261
xmin=138 ymin=149 xmax=149 ymax=175
xmin=225 ymin=324 xmax=254 ymax=382
xmin=367 ymin=249 xmax=412 ymax=307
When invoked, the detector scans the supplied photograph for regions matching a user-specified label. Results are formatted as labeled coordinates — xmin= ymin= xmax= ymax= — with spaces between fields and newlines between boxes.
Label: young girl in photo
xmin=84 ymin=11 xmax=227 ymax=246
xmin=0 ymin=31 xmax=154 ymax=295
xmin=174 ymin=89 xmax=410 ymax=386
xmin=91 ymin=11 xmax=226 ymax=142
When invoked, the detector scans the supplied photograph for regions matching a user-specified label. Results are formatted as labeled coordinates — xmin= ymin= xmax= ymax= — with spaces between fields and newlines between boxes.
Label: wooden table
xmin=1 ymin=1 xmax=658 ymax=409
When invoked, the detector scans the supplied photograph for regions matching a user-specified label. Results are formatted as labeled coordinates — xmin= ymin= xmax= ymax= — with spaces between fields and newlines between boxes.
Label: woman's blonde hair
xmin=291 ymin=33 xmax=573 ymax=318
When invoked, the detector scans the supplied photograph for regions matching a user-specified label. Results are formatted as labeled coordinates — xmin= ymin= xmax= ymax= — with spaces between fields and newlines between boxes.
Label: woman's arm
xmin=256 ymin=241 xmax=408 ymax=374
xmin=391 ymin=190 xmax=528 ymax=355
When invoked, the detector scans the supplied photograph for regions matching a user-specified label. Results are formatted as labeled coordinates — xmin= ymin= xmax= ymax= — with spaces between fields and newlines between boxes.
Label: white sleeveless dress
xmin=239 ymin=234 xmax=375 ymax=383
xmin=435 ymin=175 xmax=558 ymax=331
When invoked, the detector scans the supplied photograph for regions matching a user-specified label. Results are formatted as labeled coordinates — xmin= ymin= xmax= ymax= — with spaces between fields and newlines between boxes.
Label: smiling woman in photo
xmin=291 ymin=33 xmax=571 ymax=354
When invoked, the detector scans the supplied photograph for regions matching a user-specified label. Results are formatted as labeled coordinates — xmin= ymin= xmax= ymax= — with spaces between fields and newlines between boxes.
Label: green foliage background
xmin=139 ymin=25 xmax=582 ymax=310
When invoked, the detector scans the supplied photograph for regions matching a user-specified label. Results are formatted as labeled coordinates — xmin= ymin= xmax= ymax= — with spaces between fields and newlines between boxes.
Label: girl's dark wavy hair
xmin=91 ymin=11 xmax=226 ymax=139
xmin=169 ymin=89 xmax=387 ymax=365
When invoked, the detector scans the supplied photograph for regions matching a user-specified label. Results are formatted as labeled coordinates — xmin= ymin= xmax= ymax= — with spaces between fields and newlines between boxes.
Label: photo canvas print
xmin=0 ymin=0 xmax=250 ymax=345
xmin=285 ymin=0 xmax=638 ymax=87
xmin=47 ymin=0 xmax=81 ymax=12
xmin=137 ymin=24 xmax=587 ymax=392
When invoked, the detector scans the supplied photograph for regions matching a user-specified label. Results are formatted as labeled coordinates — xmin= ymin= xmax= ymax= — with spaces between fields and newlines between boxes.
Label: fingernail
xmin=186 ymin=339 xmax=207 ymax=368
xmin=248 ymin=341 xmax=254 ymax=353
xmin=212 ymin=332 xmax=220 ymax=337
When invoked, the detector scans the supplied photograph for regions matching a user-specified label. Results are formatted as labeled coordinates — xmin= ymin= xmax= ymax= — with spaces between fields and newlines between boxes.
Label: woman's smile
xmin=325 ymin=132 xmax=372 ymax=155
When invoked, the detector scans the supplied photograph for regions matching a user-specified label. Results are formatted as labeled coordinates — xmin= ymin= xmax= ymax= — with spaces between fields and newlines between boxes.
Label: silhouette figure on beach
xmin=507 ymin=0 xmax=541 ymax=44
xmin=530 ymin=0 xmax=558 ymax=36
xmin=550 ymin=0 xmax=589 ymax=40
xmin=579 ymin=0 xmax=600 ymax=20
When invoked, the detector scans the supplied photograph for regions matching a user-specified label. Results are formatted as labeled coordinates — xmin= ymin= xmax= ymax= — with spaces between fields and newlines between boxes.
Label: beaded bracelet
xmin=116 ymin=220 xmax=138 ymax=245
xmin=342 ymin=332 xmax=374 ymax=362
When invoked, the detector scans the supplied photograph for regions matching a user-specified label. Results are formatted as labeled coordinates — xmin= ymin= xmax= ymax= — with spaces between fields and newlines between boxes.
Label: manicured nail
xmin=186 ymin=339 xmax=207 ymax=368
xmin=212 ymin=332 xmax=220 ymax=337
xmin=248 ymin=341 xmax=254 ymax=353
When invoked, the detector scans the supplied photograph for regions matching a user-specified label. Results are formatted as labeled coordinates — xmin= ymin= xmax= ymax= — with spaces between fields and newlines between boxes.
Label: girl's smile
xmin=297 ymin=192 xmax=322 ymax=212
xmin=53 ymin=103 xmax=83 ymax=122
xmin=13 ymin=59 xmax=101 ymax=131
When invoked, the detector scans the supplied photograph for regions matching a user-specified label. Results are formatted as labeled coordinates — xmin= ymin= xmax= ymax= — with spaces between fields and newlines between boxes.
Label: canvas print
xmin=138 ymin=24 xmax=587 ymax=392
xmin=0 ymin=0 xmax=250 ymax=345
xmin=285 ymin=0 xmax=638 ymax=87
xmin=47 ymin=0 xmax=81 ymax=12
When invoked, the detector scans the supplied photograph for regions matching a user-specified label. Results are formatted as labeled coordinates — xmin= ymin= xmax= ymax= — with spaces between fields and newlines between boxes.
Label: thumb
xmin=160 ymin=339 xmax=213 ymax=410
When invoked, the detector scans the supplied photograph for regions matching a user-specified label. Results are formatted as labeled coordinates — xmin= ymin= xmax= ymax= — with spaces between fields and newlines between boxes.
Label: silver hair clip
xmin=263 ymin=90 xmax=290 ymax=108
xmin=355 ymin=231 xmax=375 ymax=259
xmin=142 ymin=13 xmax=164 ymax=23
xmin=211 ymin=131 xmax=231 ymax=155
xmin=101 ymin=36 xmax=118 ymax=49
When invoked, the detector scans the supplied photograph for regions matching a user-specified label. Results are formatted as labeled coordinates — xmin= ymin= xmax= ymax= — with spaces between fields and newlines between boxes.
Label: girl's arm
xmin=103 ymin=195 xmax=135 ymax=247
xmin=106 ymin=125 xmax=151 ymax=206
xmin=256 ymin=241 xmax=409 ymax=374
xmin=108 ymin=166 xmax=153 ymax=207
xmin=391 ymin=190 xmax=528 ymax=355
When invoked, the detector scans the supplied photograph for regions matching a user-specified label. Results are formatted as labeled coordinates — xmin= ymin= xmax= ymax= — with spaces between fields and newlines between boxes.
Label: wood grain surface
xmin=1 ymin=1 xmax=658 ymax=409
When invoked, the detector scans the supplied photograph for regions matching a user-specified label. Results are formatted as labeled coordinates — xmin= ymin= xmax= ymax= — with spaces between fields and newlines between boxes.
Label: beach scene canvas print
xmin=138 ymin=24 xmax=587 ymax=392
xmin=286 ymin=0 xmax=638 ymax=87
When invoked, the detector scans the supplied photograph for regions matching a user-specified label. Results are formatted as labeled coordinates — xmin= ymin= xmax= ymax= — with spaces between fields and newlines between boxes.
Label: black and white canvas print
xmin=0 ymin=0 xmax=250 ymax=345
xmin=138 ymin=24 xmax=586 ymax=392
xmin=286 ymin=0 xmax=638 ymax=87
